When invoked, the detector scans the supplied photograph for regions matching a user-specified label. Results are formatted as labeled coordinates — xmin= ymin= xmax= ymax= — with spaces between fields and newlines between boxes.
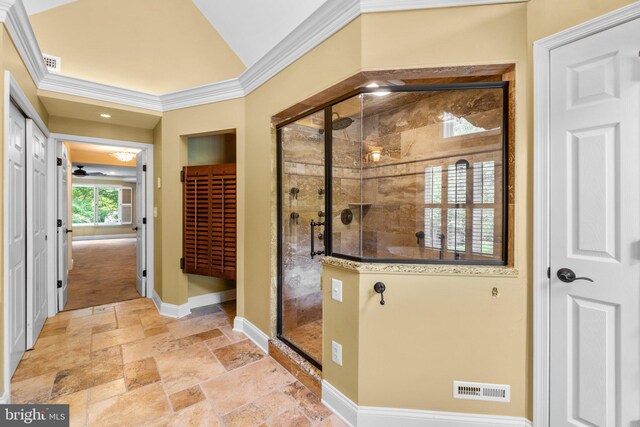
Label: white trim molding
xmin=322 ymin=381 xmax=532 ymax=427
xmin=152 ymin=290 xmax=191 ymax=319
xmin=188 ymin=289 xmax=236 ymax=310
xmin=1 ymin=0 xmax=527 ymax=112
xmin=233 ymin=316 xmax=269 ymax=354
xmin=0 ymin=389 xmax=9 ymax=404
xmin=39 ymin=73 xmax=163 ymax=111
xmin=532 ymin=3 xmax=640 ymax=427
xmin=72 ymin=234 xmax=136 ymax=241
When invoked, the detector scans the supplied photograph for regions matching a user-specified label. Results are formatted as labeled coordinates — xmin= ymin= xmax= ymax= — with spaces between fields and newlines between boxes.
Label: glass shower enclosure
xmin=277 ymin=82 xmax=509 ymax=367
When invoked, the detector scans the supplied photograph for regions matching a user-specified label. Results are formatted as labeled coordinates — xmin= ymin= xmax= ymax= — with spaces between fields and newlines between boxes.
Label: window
xmin=423 ymin=158 xmax=500 ymax=259
xmin=443 ymin=112 xmax=487 ymax=138
xmin=72 ymin=185 xmax=133 ymax=226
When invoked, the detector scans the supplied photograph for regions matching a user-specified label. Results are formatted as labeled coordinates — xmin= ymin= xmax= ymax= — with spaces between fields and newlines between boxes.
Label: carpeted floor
xmin=66 ymin=238 xmax=141 ymax=311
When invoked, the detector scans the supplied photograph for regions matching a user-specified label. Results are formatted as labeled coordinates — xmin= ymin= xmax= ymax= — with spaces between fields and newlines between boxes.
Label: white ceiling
xmin=24 ymin=0 xmax=329 ymax=68
xmin=67 ymin=142 xmax=141 ymax=155
xmin=191 ymin=0 xmax=328 ymax=67
xmin=71 ymin=163 xmax=136 ymax=181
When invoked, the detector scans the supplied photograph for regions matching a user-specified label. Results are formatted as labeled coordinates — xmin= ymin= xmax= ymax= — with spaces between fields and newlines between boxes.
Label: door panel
xmin=57 ymin=144 xmax=69 ymax=311
xmin=8 ymin=103 xmax=27 ymax=377
xmin=278 ymin=111 xmax=325 ymax=366
xmin=549 ymin=17 xmax=640 ymax=427
xmin=135 ymin=151 xmax=146 ymax=297
xmin=26 ymin=120 xmax=48 ymax=348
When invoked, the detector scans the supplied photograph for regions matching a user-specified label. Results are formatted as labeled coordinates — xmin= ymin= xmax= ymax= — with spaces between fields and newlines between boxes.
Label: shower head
xmin=332 ymin=112 xmax=354 ymax=130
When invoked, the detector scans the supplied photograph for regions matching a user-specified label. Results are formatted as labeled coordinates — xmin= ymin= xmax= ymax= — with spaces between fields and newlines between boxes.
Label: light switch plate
xmin=331 ymin=340 xmax=343 ymax=366
xmin=331 ymin=278 xmax=342 ymax=302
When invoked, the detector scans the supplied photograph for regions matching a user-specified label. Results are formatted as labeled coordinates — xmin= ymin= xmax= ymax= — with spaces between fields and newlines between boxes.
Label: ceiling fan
xmin=72 ymin=165 xmax=105 ymax=177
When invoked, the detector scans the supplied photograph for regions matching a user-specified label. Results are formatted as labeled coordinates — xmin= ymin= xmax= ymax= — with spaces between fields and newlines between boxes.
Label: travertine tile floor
xmin=11 ymin=298 xmax=346 ymax=427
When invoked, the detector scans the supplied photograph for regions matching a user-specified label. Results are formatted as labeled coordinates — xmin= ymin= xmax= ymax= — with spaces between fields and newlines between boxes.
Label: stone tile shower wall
xmin=357 ymin=89 xmax=504 ymax=260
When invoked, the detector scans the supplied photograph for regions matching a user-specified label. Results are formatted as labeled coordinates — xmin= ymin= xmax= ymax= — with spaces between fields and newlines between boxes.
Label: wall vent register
xmin=43 ymin=53 xmax=61 ymax=72
xmin=453 ymin=381 xmax=510 ymax=403
xmin=182 ymin=164 xmax=237 ymax=280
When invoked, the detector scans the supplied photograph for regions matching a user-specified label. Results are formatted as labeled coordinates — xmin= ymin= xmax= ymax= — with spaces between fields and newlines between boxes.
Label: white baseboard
xmin=188 ymin=289 xmax=236 ymax=309
xmin=73 ymin=234 xmax=136 ymax=241
xmin=233 ymin=316 xmax=270 ymax=354
xmin=321 ymin=381 xmax=532 ymax=427
xmin=152 ymin=290 xmax=191 ymax=318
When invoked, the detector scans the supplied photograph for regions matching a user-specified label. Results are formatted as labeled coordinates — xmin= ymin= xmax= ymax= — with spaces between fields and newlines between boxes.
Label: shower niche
xmin=277 ymin=82 xmax=509 ymax=367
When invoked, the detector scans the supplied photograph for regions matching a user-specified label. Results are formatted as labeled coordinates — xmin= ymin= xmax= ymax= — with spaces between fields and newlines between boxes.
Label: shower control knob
xmin=318 ymin=211 xmax=325 ymax=218
xmin=290 ymin=212 xmax=300 ymax=225
xmin=318 ymin=188 xmax=325 ymax=196
xmin=318 ymin=233 xmax=324 ymax=241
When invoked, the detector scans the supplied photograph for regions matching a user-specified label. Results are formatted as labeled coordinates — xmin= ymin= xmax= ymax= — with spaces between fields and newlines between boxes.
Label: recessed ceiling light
xmin=100 ymin=113 xmax=111 ymax=118
xmin=366 ymin=83 xmax=379 ymax=88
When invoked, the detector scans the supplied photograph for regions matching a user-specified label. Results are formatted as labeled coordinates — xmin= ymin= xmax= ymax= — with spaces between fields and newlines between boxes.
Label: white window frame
xmin=72 ymin=183 xmax=133 ymax=226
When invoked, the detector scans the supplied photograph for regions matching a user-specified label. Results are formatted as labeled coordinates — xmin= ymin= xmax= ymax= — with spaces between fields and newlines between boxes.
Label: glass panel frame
xmin=276 ymin=81 xmax=510 ymax=368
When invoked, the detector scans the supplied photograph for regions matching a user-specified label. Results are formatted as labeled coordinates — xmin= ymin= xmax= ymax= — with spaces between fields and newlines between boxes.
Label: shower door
xmin=277 ymin=110 xmax=326 ymax=367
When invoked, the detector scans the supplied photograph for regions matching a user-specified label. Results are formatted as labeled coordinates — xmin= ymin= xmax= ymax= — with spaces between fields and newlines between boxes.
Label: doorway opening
xmin=183 ymin=131 xmax=238 ymax=315
xmin=64 ymin=142 xmax=141 ymax=310
xmin=53 ymin=134 xmax=154 ymax=315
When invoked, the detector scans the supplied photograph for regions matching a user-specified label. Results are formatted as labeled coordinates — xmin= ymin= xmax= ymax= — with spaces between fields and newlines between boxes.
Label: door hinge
xmin=142 ymin=217 xmax=147 ymax=225
xmin=180 ymin=258 xmax=185 ymax=270
xmin=142 ymin=270 xmax=147 ymax=277
xmin=180 ymin=170 xmax=185 ymax=182
xmin=57 ymin=219 xmax=62 ymax=227
xmin=57 ymin=280 xmax=62 ymax=289
xmin=143 ymin=164 xmax=147 ymax=172
xmin=56 ymin=157 xmax=62 ymax=166
xmin=547 ymin=267 xmax=551 ymax=279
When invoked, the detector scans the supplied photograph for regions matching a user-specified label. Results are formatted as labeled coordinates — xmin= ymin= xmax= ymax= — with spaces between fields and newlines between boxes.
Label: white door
xmin=57 ymin=144 xmax=69 ymax=311
xmin=135 ymin=151 xmax=146 ymax=296
xmin=8 ymin=103 xmax=27 ymax=376
xmin=26 ymin=120 xmax=48 ymax=349
xmin=549 ymin=18 xmax=640 ymax=426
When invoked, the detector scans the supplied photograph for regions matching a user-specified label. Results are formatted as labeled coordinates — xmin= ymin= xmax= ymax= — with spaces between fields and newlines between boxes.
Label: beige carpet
xmin=66 ymin=238 xmax=140 ymax=311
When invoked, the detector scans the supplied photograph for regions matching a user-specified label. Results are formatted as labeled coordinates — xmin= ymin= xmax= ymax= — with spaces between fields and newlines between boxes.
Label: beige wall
xmin=157 ymin=99 xmax=245 ymax=307
xmin=49 ymin=116 xmax=154 ymax=145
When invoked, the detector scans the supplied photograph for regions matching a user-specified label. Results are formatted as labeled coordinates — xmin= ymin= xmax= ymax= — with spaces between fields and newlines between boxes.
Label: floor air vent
xmin=453 ymin=381 xmax=510 ymax=403
xmin=43 ymin=54 xmax=61 ymax=72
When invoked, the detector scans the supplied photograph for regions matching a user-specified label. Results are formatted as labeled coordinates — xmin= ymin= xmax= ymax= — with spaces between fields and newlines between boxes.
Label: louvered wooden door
xmin=183 ymin=164 xmax=236 ymax=280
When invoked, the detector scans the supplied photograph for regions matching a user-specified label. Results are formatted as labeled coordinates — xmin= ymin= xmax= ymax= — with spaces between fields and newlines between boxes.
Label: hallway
xmin=66 ymin=238 xmax=140 ymax=310
xmin=11 ymin=298 xmax=343 ymax=426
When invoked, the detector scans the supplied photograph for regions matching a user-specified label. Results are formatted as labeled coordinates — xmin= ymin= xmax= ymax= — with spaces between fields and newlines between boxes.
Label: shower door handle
xmin=310 ymin=219 xmax=325 ymax=259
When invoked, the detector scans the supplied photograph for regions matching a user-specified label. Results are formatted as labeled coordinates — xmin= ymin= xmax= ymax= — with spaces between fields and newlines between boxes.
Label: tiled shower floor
xmin=11 ymin=298 xmax=346 ymax=427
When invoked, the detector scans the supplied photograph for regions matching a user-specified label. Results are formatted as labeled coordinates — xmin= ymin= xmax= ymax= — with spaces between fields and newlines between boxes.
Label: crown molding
xmin=160 ymin=77 xmax=244 ymax=111
xmin=0 ymin=0 xmax=15 ymax=21
xmin=3 ymin=0 xmax=48 ymax=82
xmin=1 ymin=0 xmax=527 ymax=112
xmin=38 ymin=73 xmax=163 ymax=111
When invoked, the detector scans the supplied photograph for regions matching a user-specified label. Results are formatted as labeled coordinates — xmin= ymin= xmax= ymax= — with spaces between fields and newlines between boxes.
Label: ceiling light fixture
xmin=366 ymin=83 xmax=379 ymax=88
xmin=111 ymin=151 xmax=135 ymax=162
xmin=100 ymin=113 xmax=111 ymax=118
